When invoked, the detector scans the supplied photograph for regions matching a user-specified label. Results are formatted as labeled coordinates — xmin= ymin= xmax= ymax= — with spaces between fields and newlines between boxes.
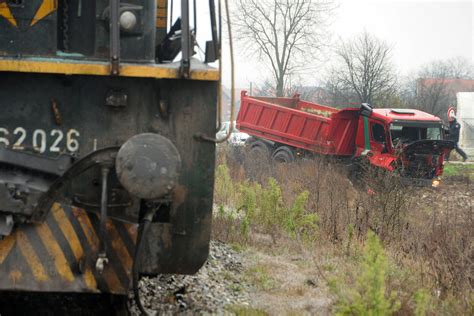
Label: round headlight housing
xmin=119 ymin=11 xmax=137 ymax=31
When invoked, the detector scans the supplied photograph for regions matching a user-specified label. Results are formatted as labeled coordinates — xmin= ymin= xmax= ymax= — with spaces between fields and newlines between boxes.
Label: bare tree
xmin=320 ymin=69 xmax=360 ymax=107
xmin=252 ymin=78 xmax=325 ymax=102
xmin=252 ymin=79 xmax=277 ymax=96
xmin=333 ymin=31 xmax=396 ymax=106
xmin=400 ymin=57 xmax=474 ymax=118
xmin=234 ymin=0 xmax=334 ymax=97
xmin=442 ymin=56 xmax=474 ymax=79
xmin=414 ymin=78 xmax=451 ymax=117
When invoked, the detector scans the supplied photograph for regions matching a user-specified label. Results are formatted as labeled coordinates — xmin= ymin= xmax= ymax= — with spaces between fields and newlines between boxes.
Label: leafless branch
xmin=332 ymin=31 xmax=396 ymax=106
xmin=400 ymin=57 xmax=474 ymax=118
xmin=233 ymin=0 xmax=335 ymax=97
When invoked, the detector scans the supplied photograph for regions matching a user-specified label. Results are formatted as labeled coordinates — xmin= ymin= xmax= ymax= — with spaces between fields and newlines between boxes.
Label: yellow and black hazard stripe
xmin=0 ymin=0 xmax=57 ymax=28
xmin=0 ymin=203 xmax=137 ymax=295
xmin=0 ymin=0 xmax=18 ymax=27
xmin=31 ymin=0 xmax=58 ymax=26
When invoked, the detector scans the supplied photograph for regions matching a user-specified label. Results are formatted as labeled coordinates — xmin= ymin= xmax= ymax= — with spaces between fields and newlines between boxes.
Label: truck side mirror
xmin=360 ymin=103 xmax=373 ymax=117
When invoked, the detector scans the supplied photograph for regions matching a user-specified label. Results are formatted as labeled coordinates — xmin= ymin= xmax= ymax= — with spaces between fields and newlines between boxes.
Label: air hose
xmin=132 ymin=207 xmax=158 ymax=316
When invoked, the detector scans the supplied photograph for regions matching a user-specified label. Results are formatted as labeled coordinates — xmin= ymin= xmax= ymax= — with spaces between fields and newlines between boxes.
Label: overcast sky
xmin=332 ymin=0 xmax=473 ymax=74
xmin=190 ymin=0 xmax=473 ymax=88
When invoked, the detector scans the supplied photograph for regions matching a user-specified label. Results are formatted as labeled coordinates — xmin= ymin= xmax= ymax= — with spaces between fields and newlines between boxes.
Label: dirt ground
xmin=241 ymin=247 xmax=333 ymax=315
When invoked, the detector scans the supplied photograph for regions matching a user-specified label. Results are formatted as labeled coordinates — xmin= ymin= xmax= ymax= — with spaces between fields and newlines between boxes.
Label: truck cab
xmin=354 ymin=108 xmax=454 ymax=185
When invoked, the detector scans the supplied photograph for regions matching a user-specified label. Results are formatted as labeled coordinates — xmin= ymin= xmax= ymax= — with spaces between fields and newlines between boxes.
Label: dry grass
xmin=213 ymin=145 xmax=473 ymax=315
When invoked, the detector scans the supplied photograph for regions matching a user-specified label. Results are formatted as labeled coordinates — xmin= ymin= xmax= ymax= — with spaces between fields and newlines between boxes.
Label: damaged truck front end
xmin=357 ymin=108 xmax=455 ymax=187
xmin=389 ymin=122 xmax=455 ymax=186
xmin=398 ymin=139 xmax=455 ymax=186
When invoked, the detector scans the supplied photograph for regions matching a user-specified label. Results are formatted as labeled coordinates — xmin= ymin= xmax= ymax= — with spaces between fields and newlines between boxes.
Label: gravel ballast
xmin=130 ymin=240 xmax=251 ymax=314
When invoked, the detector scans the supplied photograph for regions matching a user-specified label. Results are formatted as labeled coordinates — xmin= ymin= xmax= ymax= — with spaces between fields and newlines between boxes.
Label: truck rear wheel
xmin=248 ymin=140 xmax=272 ymax=161
xmin=243 ymin=139 xmax=273 ymax=180
xmin=272 ymin=146 xmax=295 ymax=163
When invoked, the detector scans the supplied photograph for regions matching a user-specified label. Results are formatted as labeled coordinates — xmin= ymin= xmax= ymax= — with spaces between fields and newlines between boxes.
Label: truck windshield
xmin=390 ymin=124 xmax=441 ymax=145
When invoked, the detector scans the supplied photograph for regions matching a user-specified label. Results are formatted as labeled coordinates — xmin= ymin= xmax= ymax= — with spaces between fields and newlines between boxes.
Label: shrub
xmin=257 ymin=178 xmax=286 ymax=239
xmin=335 ymin=231 xmax=400 ymax=316
xmin=214 ymin=162 xmax=235 ymax=206
xmin=285 ymin=190 xmax=318 ymax=243
xmin=238 ymin=181 xmax=258 ymax=239
xmin=413 ymin=289 xmax=430 ymax=316
xmin=237 ymin=178 xmax=317 ymax=243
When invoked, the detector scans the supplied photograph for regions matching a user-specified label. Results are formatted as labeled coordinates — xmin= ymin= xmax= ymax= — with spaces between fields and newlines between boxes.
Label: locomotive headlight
xmin=119 ymin=11 xmax=137 ymax=31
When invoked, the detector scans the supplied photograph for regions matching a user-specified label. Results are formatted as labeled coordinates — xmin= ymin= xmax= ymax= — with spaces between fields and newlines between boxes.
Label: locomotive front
xmin=0 ymin=0 xmax=220 ymax=308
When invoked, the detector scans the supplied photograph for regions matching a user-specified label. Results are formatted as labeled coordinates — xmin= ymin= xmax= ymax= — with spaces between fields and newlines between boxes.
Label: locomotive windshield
xmin=390 ymin=123 xmax=442 ymax=145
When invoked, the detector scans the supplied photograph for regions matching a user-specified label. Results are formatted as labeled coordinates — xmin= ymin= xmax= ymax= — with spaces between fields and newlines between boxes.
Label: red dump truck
xmin=236 ymin=91 xmax=455 ymax=186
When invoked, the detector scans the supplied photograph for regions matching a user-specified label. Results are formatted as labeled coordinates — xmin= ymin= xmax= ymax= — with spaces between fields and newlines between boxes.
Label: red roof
xmin=418 ymin=78 xmax=474 ymax=94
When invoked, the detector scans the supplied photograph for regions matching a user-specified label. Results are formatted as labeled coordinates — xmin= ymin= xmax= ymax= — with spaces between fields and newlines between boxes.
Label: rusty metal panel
xmin=0 ymin=72 xmax=217 ymax=284
xmin=138 ymin=80 xmax=217 ymax=275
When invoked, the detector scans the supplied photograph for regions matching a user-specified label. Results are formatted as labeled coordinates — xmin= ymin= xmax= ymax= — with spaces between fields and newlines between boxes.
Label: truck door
xmin=370 ymin=121 xmax=388 ymax=153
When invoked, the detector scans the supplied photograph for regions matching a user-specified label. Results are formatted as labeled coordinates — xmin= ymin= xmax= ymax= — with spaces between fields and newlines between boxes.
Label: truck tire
xmin=272 ymin=146 xmax=295 ymax=163
xmin=249 ymin=140 xmax=272 ymax=161
xmin=243 ymin=139 xmax=273 ymax=180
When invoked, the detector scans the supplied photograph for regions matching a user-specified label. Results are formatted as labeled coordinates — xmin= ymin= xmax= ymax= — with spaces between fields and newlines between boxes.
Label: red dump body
xmin=236 ymin=91 xmax=360 ymax=156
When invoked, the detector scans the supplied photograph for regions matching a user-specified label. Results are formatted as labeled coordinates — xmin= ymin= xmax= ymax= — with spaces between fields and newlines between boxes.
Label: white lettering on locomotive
xmin=0 ymin=127 xmax=80 ymax=153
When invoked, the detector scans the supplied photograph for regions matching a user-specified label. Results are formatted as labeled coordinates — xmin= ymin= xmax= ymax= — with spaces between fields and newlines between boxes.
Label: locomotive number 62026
xmin=0 ymin=127 xmax=80 ymax=153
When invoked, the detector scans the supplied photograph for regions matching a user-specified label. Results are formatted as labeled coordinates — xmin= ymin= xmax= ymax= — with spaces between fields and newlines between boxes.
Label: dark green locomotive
xmin=0 ymin=0 xmax=220 ymax=311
